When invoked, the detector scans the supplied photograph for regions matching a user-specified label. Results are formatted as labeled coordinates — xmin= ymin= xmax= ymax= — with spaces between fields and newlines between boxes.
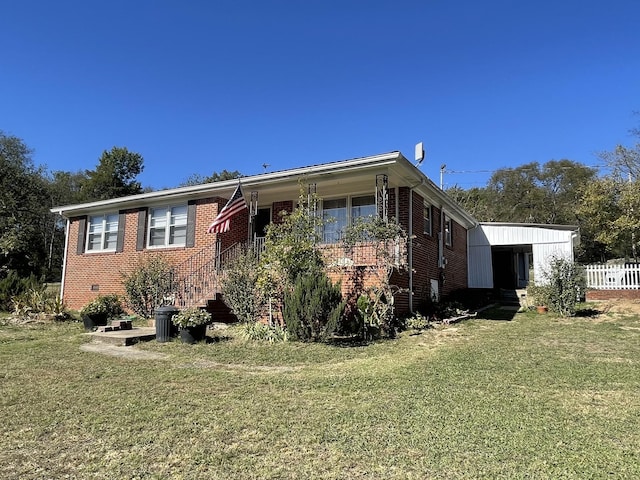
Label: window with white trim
xmin=86 ymin=213 xmax=119 ymax=252
xmin=321 ymin=195 xmax=376 ymax=243
xmin=424 ymin=202 xmax=432 ymax=236
xmin=322 ymin=198 xmax=347 ymax=243
xmin=351 ymin=195 xmax=376 ymax=222
xmin=148 ymin=205 xmax=188 ymax=247
xmin=444 ymin=215 xmax=452 ymax=247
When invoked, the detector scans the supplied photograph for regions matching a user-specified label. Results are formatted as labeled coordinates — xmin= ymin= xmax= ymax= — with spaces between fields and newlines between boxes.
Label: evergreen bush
xmin=544 ymin=257 xmax=585 ymax=317
xmin=283 ymin=270 xmax=345 ymax=342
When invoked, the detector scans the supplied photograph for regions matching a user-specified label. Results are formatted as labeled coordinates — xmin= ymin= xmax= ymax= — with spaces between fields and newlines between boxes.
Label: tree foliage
xmin=81 ymin=146 xmax=144 ymax=201
xmin=0 ymin=131 xmax=51 ymax=278
xmin=180 ymin=169 xmax=243 ymax=187
xmin=577 ymin=177 xmax=640 ymax=261
xmin=257 ymin=186 xmax=325 ymax=304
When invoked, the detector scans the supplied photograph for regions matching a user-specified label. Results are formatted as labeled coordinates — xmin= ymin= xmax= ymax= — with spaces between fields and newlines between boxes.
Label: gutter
xmin=51 ymin=151 xmax=402 ymax=218
xmin=59 ymin=218 xmax=70 ymax=303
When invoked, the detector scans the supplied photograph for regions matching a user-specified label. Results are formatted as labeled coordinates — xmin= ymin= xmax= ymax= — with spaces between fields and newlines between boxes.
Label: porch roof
xmin=51 ymin=150 xmax=477 ymax=228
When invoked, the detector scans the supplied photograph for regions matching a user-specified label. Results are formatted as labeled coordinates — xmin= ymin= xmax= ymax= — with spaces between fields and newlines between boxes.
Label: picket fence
xmin=584 ymin=263 xmax=640 ymax=290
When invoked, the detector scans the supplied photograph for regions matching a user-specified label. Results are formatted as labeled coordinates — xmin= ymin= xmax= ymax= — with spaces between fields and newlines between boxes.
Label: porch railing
xmin=585 ymin=263 xmax=640 ymax=290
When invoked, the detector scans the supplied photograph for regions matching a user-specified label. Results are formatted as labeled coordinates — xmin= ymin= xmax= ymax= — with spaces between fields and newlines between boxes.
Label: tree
xmin=256 ymin=185 xmax=326 ymax=326
xmin=180 ymin=169 xmax=243 ymax=187
xmin=578 ymin=177 xmax=640 ymax=261
xmin=81 ymin=147 xmax=144 ymax=201
xmin=600 ymin=118 xmax=640 ymax=181
xmin=0 ymin=131 xmax=51 ymax=278
xmin=478 ymin=160 xmax=597 ymax=225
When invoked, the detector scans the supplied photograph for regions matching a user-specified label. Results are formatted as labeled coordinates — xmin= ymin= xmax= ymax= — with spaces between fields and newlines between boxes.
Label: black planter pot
xmin=82 ymin=313 xmax=108 ymax=331
xmin=179 ymin=324 xmax=207 ymax=344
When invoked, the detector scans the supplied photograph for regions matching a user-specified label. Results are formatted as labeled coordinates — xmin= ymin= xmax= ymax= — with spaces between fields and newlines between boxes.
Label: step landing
xmin=87 ymin=327 xmax=156 ymax=346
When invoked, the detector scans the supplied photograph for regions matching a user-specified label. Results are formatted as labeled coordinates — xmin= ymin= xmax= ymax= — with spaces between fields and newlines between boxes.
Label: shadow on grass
xmin=204 ymin=335 xmax=233 ymax=344
xmin=327 ymin=336 xmax=376 ymax=348
xmin=574 ymin=307 xmax=600 ymax=318
xmin=475 ymin=305 xmax=519 ymax=321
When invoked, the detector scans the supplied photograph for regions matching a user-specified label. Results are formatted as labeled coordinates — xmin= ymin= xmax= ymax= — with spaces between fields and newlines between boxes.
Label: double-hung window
xmin=424 ymin=202 xmax=432 ymax=236
xmin=86 ymin=213 xmax=119 ymax=252
xmin=444 ymin=215 xmax=452 ymax=247
xmin=148 ymin=205 xmax=188 ymax=248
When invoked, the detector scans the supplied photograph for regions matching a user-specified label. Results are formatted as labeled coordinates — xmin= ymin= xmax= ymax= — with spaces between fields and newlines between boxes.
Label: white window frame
xmin=444 ymin=215 xmax=452 ymax=247
xmin=424 ymin=202 xmax=432 ymax=236
xmin=86 ymin=213 xmax=119 ymax=252
xmin=321 ymin=194 xmax=376 ymax=244
xmin=147 ymin=205 xmax=188 ymax=248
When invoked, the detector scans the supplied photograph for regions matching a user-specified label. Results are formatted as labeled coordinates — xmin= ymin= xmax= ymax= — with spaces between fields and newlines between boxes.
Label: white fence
xmin=585 ymin=264 xmax=640 ymax=290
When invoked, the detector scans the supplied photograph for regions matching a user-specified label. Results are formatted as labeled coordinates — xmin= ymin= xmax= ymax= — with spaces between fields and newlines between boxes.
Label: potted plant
xmin=526 ymin=283 xmax=550 ymax=314
xmin=171 ymin=307 xmax=211 ymax=344
xmin=80 ymin=294 xmax=124 ymax=331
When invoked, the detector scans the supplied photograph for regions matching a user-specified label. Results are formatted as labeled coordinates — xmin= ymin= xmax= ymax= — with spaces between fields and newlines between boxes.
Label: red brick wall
xmin=62 ymin=196 xmax=243 ymax=311
xmin=62 ymin=187 xmax=469 ymax=318
xmin=411 ymin=191 xmax=441 ymax=309
xmin=442 ymin=210 xmax=468 ymax=296
xmin=272 ymin=201 xmax=293 ymax=224
xmin=586 ymin=289 xmax=640 ymax=301
xmin=408 ymin=191 xmax=469 ymax=309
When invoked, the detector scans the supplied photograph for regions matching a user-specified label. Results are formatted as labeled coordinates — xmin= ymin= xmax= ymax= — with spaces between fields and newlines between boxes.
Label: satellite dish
xmin=414 ymin=142 xmax=425 ymax=166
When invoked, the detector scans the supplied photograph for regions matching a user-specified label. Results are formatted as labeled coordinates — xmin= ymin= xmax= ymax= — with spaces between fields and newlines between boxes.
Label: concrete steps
xmin=87 ymin=327 xmax=156 ymax=346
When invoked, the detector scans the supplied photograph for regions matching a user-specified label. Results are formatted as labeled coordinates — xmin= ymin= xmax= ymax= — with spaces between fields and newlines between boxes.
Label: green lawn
xmin=1 ymin=308 xmax=639 ymax=479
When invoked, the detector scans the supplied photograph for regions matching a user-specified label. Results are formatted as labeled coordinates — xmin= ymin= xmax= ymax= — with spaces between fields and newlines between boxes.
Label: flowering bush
xmin=171 ymin=307 xmax=211 ymax=328
xmin=79 ymin=294 xmax=124 ymax=318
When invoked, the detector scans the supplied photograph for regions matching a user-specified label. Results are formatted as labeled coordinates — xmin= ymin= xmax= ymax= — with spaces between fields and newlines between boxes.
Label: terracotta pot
xmin=536 ymin=305 xmax=548 ymax=314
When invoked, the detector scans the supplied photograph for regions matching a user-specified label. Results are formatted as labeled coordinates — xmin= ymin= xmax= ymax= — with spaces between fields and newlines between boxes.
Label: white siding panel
xmin=468 ymin=244 xmax=493 ymax=288
xmin=532 ymin=243 xmax=574 ymax=283
xmin=475 ymin=225 xmax=573 ymax=246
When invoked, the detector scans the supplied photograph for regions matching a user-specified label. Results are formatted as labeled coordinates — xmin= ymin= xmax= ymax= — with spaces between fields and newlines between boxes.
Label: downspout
xmin=59 ymin=217 xmax=70 ymax=302
xmin=408 ymin=189 xmax=413 ymax=314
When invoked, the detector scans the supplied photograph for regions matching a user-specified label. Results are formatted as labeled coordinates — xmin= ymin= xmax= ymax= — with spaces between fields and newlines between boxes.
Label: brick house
xmin=51 ymin=151 xmax=479 ymax=318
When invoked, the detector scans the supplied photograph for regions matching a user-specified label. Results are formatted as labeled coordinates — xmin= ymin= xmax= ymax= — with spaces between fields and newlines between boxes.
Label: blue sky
xmin=2 ymin=0 xmax=639 ymax=190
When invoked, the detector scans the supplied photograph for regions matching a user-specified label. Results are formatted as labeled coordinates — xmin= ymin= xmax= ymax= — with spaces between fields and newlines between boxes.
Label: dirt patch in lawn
xmin=80 ymin=342 xmax=170 ymax=360
xmin=596 ymin=299 xmax=640 ymax=315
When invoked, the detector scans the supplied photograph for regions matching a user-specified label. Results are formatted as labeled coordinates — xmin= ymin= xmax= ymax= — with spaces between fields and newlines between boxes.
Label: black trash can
xmin=155 ymin=306 xmax=179 ymax=342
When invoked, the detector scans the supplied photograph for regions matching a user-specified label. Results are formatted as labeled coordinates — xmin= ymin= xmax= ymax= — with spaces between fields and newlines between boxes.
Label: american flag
xmin=207 ymin=183 xmax=247 ymax=234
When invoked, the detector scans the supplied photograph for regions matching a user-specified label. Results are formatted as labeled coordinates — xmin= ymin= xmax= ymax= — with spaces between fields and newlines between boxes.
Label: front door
xmin=254 ymin=207 xmax=271 ymax=238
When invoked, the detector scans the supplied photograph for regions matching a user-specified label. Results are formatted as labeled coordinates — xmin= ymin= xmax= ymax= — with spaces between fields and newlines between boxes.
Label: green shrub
xmin=240 ymin=322 xmax=289 ymax=343
xmin=122 ymin=256 xmax=173 ymax=318
xmin=79 ymin=294 xmax=124 ymax=318
xmin=221 ymin=248 xmax=262 ymax=323
xmin=0 ymin=271 xmax=41 ymax=312
xmin=406 ymin=312 xmax=431 ymax=331
xmin=544 ymin=257 xmax=585 ymax=317
xmin=171 ymin=307 xmax=211 ymax=328
xmin=283 ymin=270 xmax=345 ymax=342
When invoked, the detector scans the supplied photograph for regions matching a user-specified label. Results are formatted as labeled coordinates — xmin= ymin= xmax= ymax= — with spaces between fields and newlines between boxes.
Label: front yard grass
xmin=1 ymin=307 xmax=639 ymax=479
